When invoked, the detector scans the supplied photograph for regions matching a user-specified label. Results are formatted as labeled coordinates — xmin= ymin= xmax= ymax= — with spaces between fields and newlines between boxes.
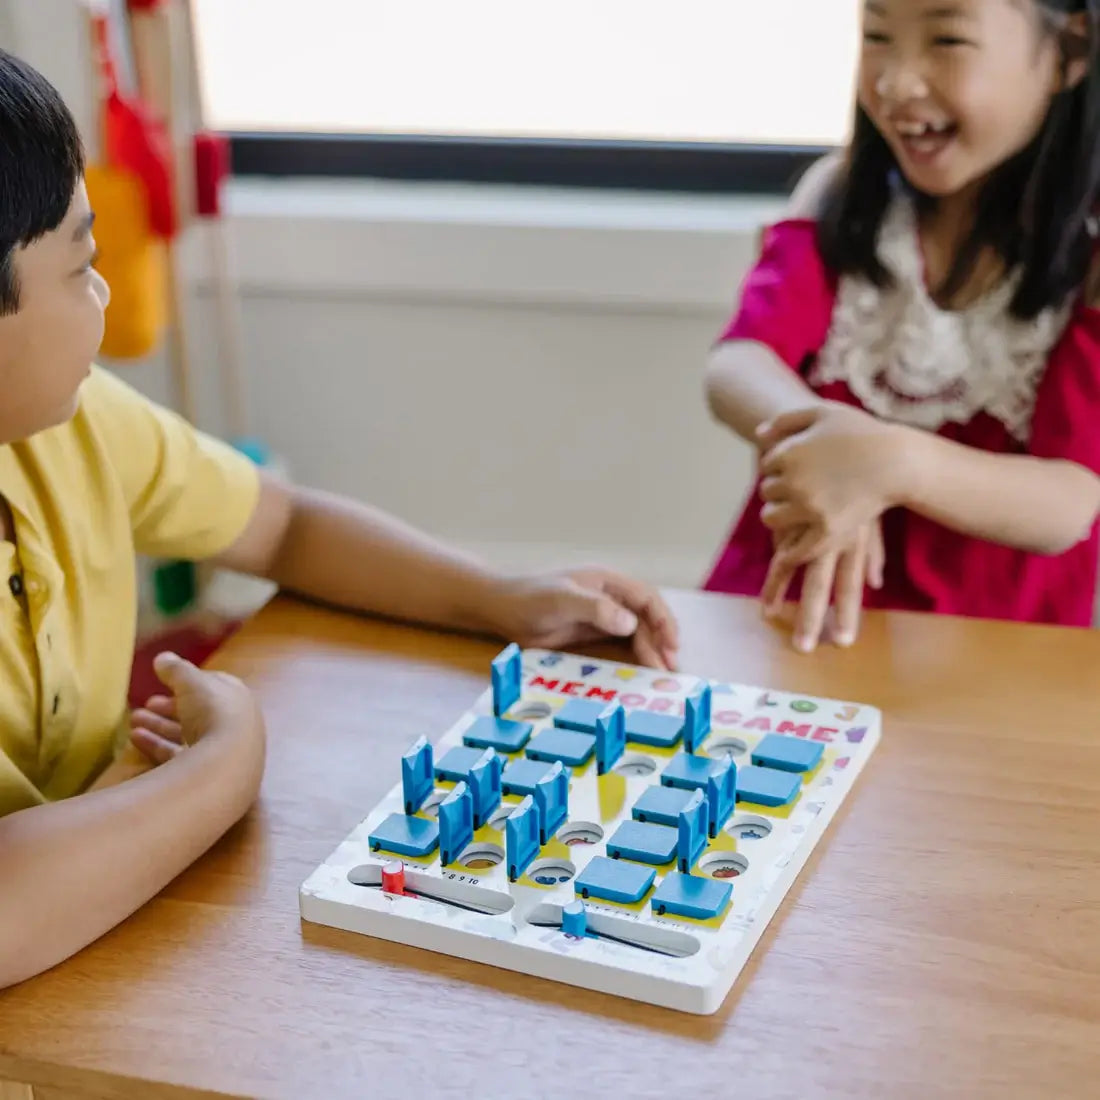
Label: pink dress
xmin=704 ymin=196 xmax=1100 ymax=627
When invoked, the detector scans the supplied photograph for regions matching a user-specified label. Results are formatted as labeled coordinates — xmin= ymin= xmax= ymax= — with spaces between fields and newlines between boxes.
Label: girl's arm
xmin=895 ymin=427 xmax=1100 ymax=555
xmin=705 ymin=339 xmax=824 ymax=445
xmin=704 ymin=153 xmax=840 ymax=444
xmin=759 ymin=405 xmax=1100 ymax=561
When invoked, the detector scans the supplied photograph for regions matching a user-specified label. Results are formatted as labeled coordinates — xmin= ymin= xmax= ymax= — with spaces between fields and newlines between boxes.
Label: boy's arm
xmin=212 ymin=476 xmax=683 ymax=666
xmin=213 ymin=476 xmax=508 ymax=637
xmin=82 ymin=369 xmax=678 ymax=664
xmin=0 ymin=661 xmax=263 ymax=990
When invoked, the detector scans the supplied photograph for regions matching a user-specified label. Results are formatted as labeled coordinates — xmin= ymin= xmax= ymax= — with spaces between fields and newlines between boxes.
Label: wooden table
xmin=3 ymin=591 xmax=1100 ymax=1099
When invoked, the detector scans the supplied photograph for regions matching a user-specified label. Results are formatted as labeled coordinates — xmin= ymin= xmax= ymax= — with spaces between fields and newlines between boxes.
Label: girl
xmin=703 ymin=0 xmax=1100 ymax=652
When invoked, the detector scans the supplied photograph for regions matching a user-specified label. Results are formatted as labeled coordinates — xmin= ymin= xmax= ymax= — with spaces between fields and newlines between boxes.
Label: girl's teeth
xmin=897 ymin=121 xmax=952 ymax=136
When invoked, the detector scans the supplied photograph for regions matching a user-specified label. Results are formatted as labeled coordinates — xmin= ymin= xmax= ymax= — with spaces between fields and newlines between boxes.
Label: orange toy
xmin=84 ymin=8 xmax=175 ymax=360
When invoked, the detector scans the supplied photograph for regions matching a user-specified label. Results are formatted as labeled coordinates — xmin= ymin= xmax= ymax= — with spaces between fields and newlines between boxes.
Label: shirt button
xmin=8 ymin=574 xmax=23 ymax=597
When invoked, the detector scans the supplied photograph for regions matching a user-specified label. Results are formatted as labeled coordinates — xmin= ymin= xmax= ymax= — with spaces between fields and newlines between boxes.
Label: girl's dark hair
xmin=818 ymin=0 xmax=1100 ymax=320
xmin=0 ymin=49 xmax=85 ymax=316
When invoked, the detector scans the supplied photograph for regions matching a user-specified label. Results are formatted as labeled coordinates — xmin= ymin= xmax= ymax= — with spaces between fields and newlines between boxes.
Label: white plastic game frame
xmin=299 ymin=649 xmax=881 ymax=1015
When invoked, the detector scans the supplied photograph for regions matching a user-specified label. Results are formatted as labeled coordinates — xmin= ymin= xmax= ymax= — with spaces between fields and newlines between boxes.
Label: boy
xmin=0 ymin=50 xmax=679 ymax=988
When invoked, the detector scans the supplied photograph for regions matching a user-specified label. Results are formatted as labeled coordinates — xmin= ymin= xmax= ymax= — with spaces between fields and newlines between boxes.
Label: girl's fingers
xmin=831 ymin=539 xmax=867 ymax=648
xmin=761 ymin=502 xmax=813 ymax=531
xmin=777 ymin=526 xmax=827 ymax=567
xmin=794 ymin=553 xmax=838 ymax=653
xmin=758 ymin=477 xmax=790 ymax=503
xmin=867 ymin=520 xmax=886 ymax=589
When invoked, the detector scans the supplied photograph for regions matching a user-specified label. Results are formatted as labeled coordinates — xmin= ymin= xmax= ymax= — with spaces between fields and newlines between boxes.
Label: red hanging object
xmin=91 ymin=12 xmax=178 ymax=238
xmin=194 ymin=131 xmax=229 ymax=217
xmin=126 ymin=0 xmax=167 ymax=11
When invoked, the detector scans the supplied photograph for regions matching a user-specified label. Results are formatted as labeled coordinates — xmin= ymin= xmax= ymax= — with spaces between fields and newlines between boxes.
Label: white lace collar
xmin=809 ymin=197 xmax=1074 ymax=443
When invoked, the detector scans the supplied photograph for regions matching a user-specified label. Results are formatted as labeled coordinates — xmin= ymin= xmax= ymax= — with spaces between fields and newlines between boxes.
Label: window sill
xmin=188 ymin=177 xmax=786 ymax=312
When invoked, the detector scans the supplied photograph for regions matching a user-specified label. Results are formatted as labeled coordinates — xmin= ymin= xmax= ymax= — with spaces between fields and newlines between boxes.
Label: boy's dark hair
xmin=0 ymin=49 xmax=85 ymax=316
xmin=818 ymin=0 xmax=1100 ymax=320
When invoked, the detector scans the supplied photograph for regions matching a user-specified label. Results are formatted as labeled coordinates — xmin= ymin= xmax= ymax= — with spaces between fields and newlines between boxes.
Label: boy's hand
xmin=762 ymin=519 xmax=884 ymax=653
xmin=488 ymin=568 xmax=680 ymax=670
xmin=755 ymin=403 xmax=907 ymax=562
xmin=130 ymin=652 xmax=263 ymax=765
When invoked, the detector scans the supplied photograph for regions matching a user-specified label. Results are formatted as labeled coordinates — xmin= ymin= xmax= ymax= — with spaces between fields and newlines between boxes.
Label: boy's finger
xmin=598 ymin=574 xmax=680 ymax=654
xmin=794 ymin=554 xmax=838 ymax=653
xmin=153 ymin=651 xmax=203 ymax=691
xmin=130 ymin=708 xmax=185 ymax=743
xmin=142 ymin=694 xmax=178 ymax=719
xmin=571 ymin=590 xmax=639 ymax=640
xmin=130 ymin=727 xmax=185 ymax=765
xmin=631 ymin=624 xmax=668 ymax=671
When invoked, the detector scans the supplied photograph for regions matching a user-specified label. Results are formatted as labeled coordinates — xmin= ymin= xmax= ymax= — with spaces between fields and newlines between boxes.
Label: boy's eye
xmin=933 ymin=35 xmax=971 ymax=47
xmin=863 ymin=31 xmax=890 ymax=44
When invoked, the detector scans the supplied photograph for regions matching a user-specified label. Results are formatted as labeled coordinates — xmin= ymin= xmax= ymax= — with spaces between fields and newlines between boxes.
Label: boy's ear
xmin=1059 ymin=13 xmax=1093 ymax=92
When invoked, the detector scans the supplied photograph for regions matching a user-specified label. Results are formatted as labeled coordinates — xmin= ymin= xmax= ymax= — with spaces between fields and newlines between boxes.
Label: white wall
xmin=160 ymin=181 xmax=775 ymax=588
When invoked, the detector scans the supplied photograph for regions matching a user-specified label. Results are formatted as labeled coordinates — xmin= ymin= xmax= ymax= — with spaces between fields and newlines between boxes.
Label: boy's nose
xmin=93 ymin=269 xmax=111 ymax=310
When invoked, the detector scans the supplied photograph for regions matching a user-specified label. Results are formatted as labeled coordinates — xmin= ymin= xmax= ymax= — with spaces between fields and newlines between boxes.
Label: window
xmin=194 ymin=0 xmax=861 ymax=192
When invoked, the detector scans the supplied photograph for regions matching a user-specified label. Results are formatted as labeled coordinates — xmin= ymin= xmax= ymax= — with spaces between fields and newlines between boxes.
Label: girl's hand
xmin=488 ymin=568 xmax=680 ymax=671
xmin=762 ymin=519 xmax=884 ymax=653
xmin=756 ymin=403 xmax=907 ymax=563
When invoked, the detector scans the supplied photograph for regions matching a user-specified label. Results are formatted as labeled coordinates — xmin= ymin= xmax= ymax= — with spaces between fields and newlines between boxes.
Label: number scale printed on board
xmin=299 ymin=646 xmax=881 ymax=1014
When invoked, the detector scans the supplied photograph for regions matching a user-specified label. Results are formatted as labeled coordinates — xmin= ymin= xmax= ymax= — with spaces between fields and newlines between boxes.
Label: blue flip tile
xmin=506 ymin=796 xmax=542 ymax=881
xmin=553 ymin=698 xmax=608 ymax=734
xmin=677 ymin=790 xmax=708 ymax=873
xmin=491 ymin=643 xmax=522 ymax=717
xmin=651 ymin=872 xmax=732 ymax=921
xmin=737 ymin=764 xmax=802 ymax=807
xmin=751 ymin=733 xmax=824 ymax=773
xmin=606 ymin=820 xmax=678 ymax=865
xmin=434 ymin=745 xmax=487 ymax=783
xmin=462 ymin=715 xmax=534 ymax=754
xmin=632 ymin=785 xmax=699 ymax=827
xmin=526 ymin=727 xmax=595 ymax=768
xmin=661 ymin=752 xmax=728 ymax=792
xmin=501 ymin=757 xmax=556 ymax=797
xmin=624 ymin=711 xmax=684 ymax=748
xmin=575 ymin=856 xmax=655 ymax=905
xmin=401 ymin=736 xmax=434 ymax=814
xmin=368 ymin=812 xmax=440 ymax=858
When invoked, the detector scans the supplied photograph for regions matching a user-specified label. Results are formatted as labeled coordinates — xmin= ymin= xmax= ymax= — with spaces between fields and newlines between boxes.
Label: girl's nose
xmin=875 ymin=61 xmax=930 ymax=104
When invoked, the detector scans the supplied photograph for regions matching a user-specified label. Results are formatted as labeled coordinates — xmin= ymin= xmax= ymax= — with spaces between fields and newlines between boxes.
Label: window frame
xmin=226 ymin=134 xmax=833 ymax=195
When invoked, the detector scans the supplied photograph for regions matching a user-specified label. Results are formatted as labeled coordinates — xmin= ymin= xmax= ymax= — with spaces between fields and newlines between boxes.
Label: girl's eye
xmin=863 ymin=31 xmax=890 ymax=44
xmin=933 ymin=36 xmax=970 ymax=47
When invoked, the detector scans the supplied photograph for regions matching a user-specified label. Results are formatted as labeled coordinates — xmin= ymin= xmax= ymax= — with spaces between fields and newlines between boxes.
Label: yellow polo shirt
xmin=0 ymin=367 xmax=260 ymax=817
